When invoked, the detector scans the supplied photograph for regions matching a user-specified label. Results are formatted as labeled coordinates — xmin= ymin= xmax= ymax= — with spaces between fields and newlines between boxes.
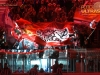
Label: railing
xmin=0 ymin=48 xmax=100 ymax=73
xmin=12 ymin=73 xmax=100 ymax=75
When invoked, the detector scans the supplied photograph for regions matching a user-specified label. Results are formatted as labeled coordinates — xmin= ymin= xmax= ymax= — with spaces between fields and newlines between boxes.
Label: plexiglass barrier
xmin=0 ymin=48 xmax=100 ymax=73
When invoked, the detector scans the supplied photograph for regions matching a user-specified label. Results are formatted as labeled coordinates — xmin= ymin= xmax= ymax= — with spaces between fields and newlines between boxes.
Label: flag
xmin=89 ymin=19 xmax=96 ymax=29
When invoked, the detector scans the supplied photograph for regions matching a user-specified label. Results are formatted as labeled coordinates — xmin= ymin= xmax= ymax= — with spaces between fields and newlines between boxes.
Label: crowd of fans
xmin=0 ymin=0 xmax=94 ymax=49
xmin=7 ymin=0 xmax=85 ymax=22
xmin=1 ymin=0 xmax=88 ymax=49
xmin=0 ymin=61 xmax=63 ymax=75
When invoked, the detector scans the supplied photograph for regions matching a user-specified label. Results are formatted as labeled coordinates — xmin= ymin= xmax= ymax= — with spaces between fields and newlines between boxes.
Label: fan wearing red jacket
xmin=29 ymin=64 xmax=39 ymax=75
xmin=1 ymin=63 xmax=12 ymax=75
xmin=56 ymin=63 xmax=63 ymax=75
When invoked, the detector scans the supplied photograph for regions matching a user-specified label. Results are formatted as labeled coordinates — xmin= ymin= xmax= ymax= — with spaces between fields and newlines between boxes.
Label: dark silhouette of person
xmin=56 ymin=63 xmax=63 ymax=75
xmin=0 ymin=63 xmax=3 ymax=75
xmin=1 ymin=63 xmax=12 ymax=75
xmin=51 ymin=60 xmax=59 ymax=73
xmin=14 ymin=67 xmax=24 ymax=73
xmin=39 ymin=68 xmax=44 ymax=73
xmin=29 ymin=64 xmax=39 ymax=75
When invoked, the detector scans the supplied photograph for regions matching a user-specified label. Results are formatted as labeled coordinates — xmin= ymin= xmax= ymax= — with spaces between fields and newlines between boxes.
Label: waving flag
xmin=10 ymin=18 xmax=75 ymax=46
